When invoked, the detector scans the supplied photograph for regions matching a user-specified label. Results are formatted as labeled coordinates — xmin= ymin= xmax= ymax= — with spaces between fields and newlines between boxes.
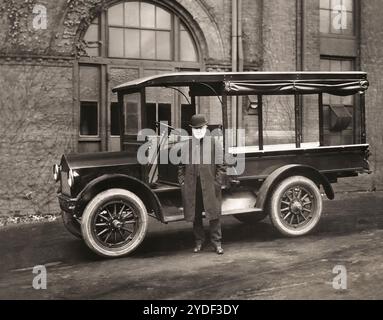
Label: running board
xmin=163 ymin=208 xmax=264 ymax=223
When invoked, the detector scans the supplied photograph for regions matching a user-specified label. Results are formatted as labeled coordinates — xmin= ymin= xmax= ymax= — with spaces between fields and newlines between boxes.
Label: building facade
xmin=0 ymin=0 xmax=382 ymax=217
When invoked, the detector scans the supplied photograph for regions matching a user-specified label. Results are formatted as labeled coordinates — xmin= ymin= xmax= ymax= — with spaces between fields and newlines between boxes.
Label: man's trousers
xmin=193 ymin=177 xmax=222 ymax=247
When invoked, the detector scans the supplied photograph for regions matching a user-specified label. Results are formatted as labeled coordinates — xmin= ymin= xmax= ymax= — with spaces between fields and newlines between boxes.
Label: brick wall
xmin=0 ymin=63 xmax=74 ymax=217
xmin=0 ymin=0 xmax=74 ymax=56
xmin=262 ymin=0 xmax=297 ymax=71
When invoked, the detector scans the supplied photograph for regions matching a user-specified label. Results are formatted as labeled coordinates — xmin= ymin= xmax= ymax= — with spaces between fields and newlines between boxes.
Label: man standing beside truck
xmin=178 ymin=114 xmax=226 ymax=255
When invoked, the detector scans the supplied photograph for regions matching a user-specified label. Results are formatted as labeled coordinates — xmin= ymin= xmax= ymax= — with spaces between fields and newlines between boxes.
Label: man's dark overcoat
xmin=178 ymin=135 xmax=226 ymax=222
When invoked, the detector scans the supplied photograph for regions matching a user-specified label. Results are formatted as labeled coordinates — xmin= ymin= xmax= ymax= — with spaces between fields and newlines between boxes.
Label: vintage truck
xmin=54 ymin=71 xmax=370 ymax=258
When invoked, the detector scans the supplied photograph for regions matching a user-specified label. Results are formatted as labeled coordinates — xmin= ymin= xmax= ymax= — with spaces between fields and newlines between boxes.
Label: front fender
xmin=76 ymin=174 xmax=164 ymax=222
xmin=256 ymin=165 xmax=334 ymax=211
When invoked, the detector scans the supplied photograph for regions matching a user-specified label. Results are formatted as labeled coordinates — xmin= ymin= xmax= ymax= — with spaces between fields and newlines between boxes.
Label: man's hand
xmin=230 ymin=178 xmax=241 ymax=187
xmin=222 ymin=176 xmax=240 ymax=190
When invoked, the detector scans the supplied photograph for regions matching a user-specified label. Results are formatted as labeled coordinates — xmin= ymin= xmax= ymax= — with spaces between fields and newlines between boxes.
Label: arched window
xmin=84 ymin=1 xmax=198 ymax=62
xmin=79 ymin=1 xmax=201 ymax=153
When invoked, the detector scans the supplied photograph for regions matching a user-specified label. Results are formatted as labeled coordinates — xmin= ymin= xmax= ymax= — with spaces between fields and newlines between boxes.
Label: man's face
xmin=192 ymin=125 xmax=207 ymax=140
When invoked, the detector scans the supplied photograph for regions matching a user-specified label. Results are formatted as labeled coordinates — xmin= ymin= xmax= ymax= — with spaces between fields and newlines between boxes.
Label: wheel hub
xmin=290 ymin=201 xmax=303 ymax=214
xmin=112 ymin=219 xmax=122 ymax=229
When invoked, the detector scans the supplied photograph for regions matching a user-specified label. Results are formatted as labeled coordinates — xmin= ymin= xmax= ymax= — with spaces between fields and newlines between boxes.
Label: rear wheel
xmin=81 ymin=189 xmax=148 ymax=258
xmin=269 ymin=176 xmax=323 ymax=237
xmin=62 ymin=211 xmax=82 ymax=239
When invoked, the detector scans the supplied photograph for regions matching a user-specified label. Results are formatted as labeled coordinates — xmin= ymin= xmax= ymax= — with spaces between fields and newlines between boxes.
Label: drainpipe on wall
xmin=232 ymin=0 xmax=238 ymax=74
xmin=300 ymin=0 xmax=305 ymax=71
xmin=231 ymin=0 xmax=238 ymax=147
xmin=237 ymin=0 xmax=244 ymax=72
xmin=232 ymin=0 xmax=243 ymax=146
xmin=296 ymin=0 xmax=300 ymax=71
xmin=294 ymin=0 xmax=308 ymax=143
xmin=296 ymin=0 xmax=306 ymax=71
xmin=237 ymin=0 xmax=244 ymax=146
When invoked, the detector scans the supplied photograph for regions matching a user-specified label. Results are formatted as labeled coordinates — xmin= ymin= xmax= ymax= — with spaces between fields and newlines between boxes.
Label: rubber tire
xmin=62 ymin=211 xmax=82 ymax=239
xmin=81 ymin=189 xmax=148 ymax=258
xmin=269 ymin=176 xmax=323 ymax=237
xmin=234 ymin=212 xmax=268 ymax=224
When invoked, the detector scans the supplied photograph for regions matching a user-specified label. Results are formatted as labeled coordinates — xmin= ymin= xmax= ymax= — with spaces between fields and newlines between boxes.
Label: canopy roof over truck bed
xmin=112 ymin=71 xmax=369 ymax=96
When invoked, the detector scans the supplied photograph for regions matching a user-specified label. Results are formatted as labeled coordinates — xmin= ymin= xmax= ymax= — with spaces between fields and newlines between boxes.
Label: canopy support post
xmin=222 ymin=90 xmax=229 ymax=154
xmin=319 ymin=93 xmax=324 ymax=147
xmin=118 ymin=93 xmax=125 ymax=151
xmin=360 ymin=92 xmax=367 ymax=144
xmin=258 ymin=95 xmax=264 ymax=151
xmin=295 ymin=94 xmax=302 ymax=148
xmin=140 ymin=88 xmax=146 ymax=132
xmin=353 ymin=98 xmax=358 ymax=144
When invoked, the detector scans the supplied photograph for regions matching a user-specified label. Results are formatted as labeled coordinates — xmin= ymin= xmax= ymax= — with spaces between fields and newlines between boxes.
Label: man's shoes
xmin=214 ymin=245 xmax=224 ymax=255
xmin=193 ymin=243 xmax=203 ymax=253
xmin=193 ymin=242 xmax=224 ymax=254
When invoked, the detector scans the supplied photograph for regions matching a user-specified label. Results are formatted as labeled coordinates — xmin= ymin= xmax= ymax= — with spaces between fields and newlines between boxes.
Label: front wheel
xmin=269 ymin=176 xmax=323 ymax=237
xmin=81 ymin=189 xmax=148 ymax=258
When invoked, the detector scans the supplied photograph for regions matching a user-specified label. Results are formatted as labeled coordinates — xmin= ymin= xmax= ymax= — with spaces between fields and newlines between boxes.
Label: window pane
xmin=109 ymin=27 xmax=124 ymax=57
xmin=323 ymin=94 xmax=331 ymax=105
xmin=320 ymin=59 xmax=330 ymax=71
xmin=156 ymin=31 xmax=171 ymax=60
xmin=108 ymin=3 xmax=124 ymax=26
xmin=180 ymin=29 xmax=197 ymax=62
xmin=325 ymin=0 xmax=354 ymax=35
xmin=125 ymin=1 xmax=139 ymax=27
xmin=141 ymin=30 xmax=155 ymax=59
xmin=140 ymin=2 xmax=155 ymax=28
xmin=332 ymin=0 xmax=342 ymax=8
xmin=343 ymin=95 xmax=353 ymax=105
xmin=126 ymin=102 xmax=139 ymax=134
xmin=80 ymin=102 xmax=98 ymax=136
xmin=84 ymin=24 xmax=99 ymax=56
xmin=111 ymin=103 xmax=121 ymax=136
xmin=156 ymin=7 xmax=171 ymax=29
xmin=330 ymin=59 xmax=342 ymax=71
xmin=125 ymin=29 xmax=140 ymax=58
xmin=330 ymin=10 xmax=342 ymax=34
xmin=331 ymin=95 xmax=343 ymax=105
xmin=341 ymin=59 xmax=353 ymax=71
xmin=158 ymin=103 xmax=172 ymax=135
xmin=84 ymin=24 xmax=98 ymax=42
xmin=124 ymin=93 xmax=140 ymax=135
xmin=320 ymin=10 xmax=330 ymax=34
xmin=105 ymin=3 xmax=199 ymax=63
xmin=343 ymin=0 xmax=353 ymax=11
xmin=343 ymin=11 xmax=354 ymax=35
xmin=320 ymin=0 xmax=330 ymax=9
